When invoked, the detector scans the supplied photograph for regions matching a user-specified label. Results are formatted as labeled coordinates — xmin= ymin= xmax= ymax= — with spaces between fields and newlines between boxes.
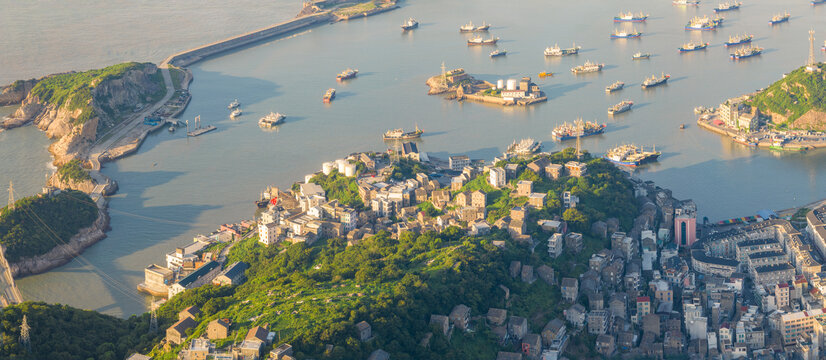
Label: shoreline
xmin=697 ymin=115 xmax=826 ymax=152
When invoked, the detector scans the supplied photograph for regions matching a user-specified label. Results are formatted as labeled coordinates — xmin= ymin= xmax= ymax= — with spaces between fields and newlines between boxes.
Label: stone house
xmin=488 ymin=308 xmax=508 ymax=326
xmin=517 ymin=180 xmax=533 ymax=196
xmin=521 ymin=265 xmax=535 ymax=284
xmin=166 ymin=317 xmax=197 ymax=345
xmin=450 ymin=304 xmax=471 ymax=331
xmin=596 ymin=334 xmax=616 ymax=357
xmin=565 ymin=304 xmax=587 ymax=328
xmin=521 ymin=333 xmax=542 ymax=359
xmin=528 ymin=193 xmax=546 ymax=208
xmin=587 ymin=310 xmax=614 ymax=335
xmin=179 ymin=306 xmax=201 ymax=321
xmin=565 ymin=233 xmax=583 ymax=253
xmin=508 ymin=316 xmax=528 ymax=340
xmin=536 ymin=265 xmax=555 ymax=285
xmin=471 ymin=190 xmax=487 ymax=208
xmin=207 ymin=319 xmax=230 ymax=340
xmin=561 ymin=277 xmax=579 ymax=302
xmin=430 ymin=314 xmax=450 ymax=336
xmin=545 ymin=163 xmax=563 ymax=180
xmin=356 ymin=321 xmax=372 ymax=341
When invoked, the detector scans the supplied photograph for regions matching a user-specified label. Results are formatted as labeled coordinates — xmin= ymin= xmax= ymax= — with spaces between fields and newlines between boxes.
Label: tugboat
xmin=679 ymin=42 xmax=709 ymax=52
xmin=604 ymin=144 xmax=661 ymax=167
xmin=571 ymin=61 xmax=605 ymax=74
xmin=227 ymin=99 xmax=240 ymax=109
xmin=608 ymin=100 xmax=634 ymax=115
xmin=714 ymin=2 xmax=741 ymax=12
xmin=724 ymin=34 xmax=753 ymax=47
xmin=459 ymin=21 xmax=490 ymax=32
xmin=641 ymin=73 xmax=670 ymax=88
xmin=605 ymin=81 xmax=625 ymax=93
xmin=632 ymin=52 xmax=652 ymax=60
xmin=614 ymin=12 xmax=649 ymax=22
xmin=611 ymin=28 xmax=642 ymax=39
xmin=730 ymin=45 xmax=763 ymax=60
xmin=467 ymin=36 xmax=499 ymax=45
xmin=552 ymin=119 xmax=606 ymax=141
xmin=673 ymin=0 xmax=700 ymax=5
xmin=230 ymin=108 xmax=242 ymax=118
xmin=769 ymin=12 xmax=790 ymax=25
xmin=538 ymin=71 xmax=554 ymax=78
xmin=259 ymin=112 xmax=286 ymax=128
xmin=490 ymin=49 xmax=507 ymax=58
xmin=685 ymin=16 xmax=718 ymax=30
xmin=401 ymin=18 xmax=418 ymax=31
xmin=383 ymin=126 xmax=423 ymax=140
xmin=336 ymin=68 xmax=358 ymax=81
xmin=323 ymin=88 xmax=336 ymax=103
xmin=544 ymin=43 xmax=581 ymax=56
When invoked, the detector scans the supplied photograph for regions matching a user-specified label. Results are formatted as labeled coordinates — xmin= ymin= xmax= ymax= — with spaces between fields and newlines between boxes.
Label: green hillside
xmin=748 ymin=63 xmax=826 ymax=128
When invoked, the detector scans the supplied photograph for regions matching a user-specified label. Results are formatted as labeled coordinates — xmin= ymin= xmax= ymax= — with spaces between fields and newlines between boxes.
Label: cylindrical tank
xmin=322 ymin=162 xmax=334 ymax=175
xmin=496 ymin=79 xmax=504 ymax=89
xmin=336 ymin=159 xmax=347 ymax=173
xmin=506 ymin=79 xmax=517 ymax=90
xmin=344 ymin=163 xmax=356 ymax=177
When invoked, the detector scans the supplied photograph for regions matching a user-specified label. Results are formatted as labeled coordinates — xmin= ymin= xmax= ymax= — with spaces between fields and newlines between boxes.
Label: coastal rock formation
xmin=0 ymin=79 xmax=38 ymax=106
xmin=9 ymin=202 xmax=109 ymax=278
xmin=1 ymin=63 xmax=165 ymax=165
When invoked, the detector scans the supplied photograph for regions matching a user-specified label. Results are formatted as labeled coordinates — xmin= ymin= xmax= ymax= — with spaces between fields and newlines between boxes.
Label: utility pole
xmin=809 ymin=29 xmax=817 ymax=67
xmin=19 ymin=315 xmax=30 ymax=352
xmin=575 ymin=118 xmax=583 ymax=160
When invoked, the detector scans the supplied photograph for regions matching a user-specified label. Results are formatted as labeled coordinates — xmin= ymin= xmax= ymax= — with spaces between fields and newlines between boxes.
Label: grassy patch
xmin=56 ymin=159 xmax=92 ymax=183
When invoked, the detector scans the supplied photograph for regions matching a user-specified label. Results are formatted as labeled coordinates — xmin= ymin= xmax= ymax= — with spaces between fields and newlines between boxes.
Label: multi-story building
xmin=449 ymin=155 xmax=470 ymax=171
xmin=564 ymin=161 xmax=587 ymax=177
xmin=548 ymin=233 xmax=564 ymax=258
xmin=674 ymin=201 xmax=697 ymax=247
xmin=489 ymin=167 xmax=507 ymax=188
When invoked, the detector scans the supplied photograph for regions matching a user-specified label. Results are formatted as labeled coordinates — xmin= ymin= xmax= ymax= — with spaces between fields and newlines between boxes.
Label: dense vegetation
xmin=0 ymin=302 xmax=160 ymax=360
xmin=389 ymin=159 xmax=432 ymax=181
xmin=748 ymin=63 xmax=826 ymax=127
xmin=310 ymin=170 xmax=364 ymax=210
xmin=0 ymin=190 xmax=98 ymax=262
xmin=56 ymin=159 xmax=92 ymax=183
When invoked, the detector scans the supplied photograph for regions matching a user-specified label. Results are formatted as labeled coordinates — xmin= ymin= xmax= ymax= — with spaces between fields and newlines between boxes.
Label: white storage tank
xmin=322 ymin=162 xmax=334 ymax=175
xmin=336 ymin=159 xmax=347 ymax=173
xmin=496 ymin=79 xmax=504 ymax=89
xmin=506 ymin=79 xmax=517 ymax=90
xmin=343 ymin=163 xmax=356 ymax=177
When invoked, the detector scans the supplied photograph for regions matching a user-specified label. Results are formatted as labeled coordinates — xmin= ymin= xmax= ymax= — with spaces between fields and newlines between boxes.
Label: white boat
xmin=230 ymin=109 xmax=242 ymax=118
xmin=228 ymin=99 xmax=240 ymax=109
xmin=259 ymin=112 xmax=286 ymax=128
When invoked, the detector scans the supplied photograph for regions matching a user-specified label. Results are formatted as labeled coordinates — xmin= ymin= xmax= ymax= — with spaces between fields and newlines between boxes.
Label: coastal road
xmin=88 ymin=65 xmax=175 ymax=170
xmin=0 ymin=245 xmax=23 ymax=306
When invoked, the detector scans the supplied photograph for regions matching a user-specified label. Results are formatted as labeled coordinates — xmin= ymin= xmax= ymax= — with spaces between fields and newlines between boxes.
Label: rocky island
xmin=427 ymin=68 xmax=548 ymax=106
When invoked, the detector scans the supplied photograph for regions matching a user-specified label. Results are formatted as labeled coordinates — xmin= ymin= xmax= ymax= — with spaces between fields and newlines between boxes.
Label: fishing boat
xmin=611 ymin=28 xmax=642 ymax=39
xmin=490 ymin=49 xmax=507 ymax=58
xmin=383 ymin=126 xmax=423 ymax=140
xmin=679 ymin=42 xmax=709 ymax=52
xmin=608 ymin=100 xmax=634 ymax=115
xmin=336 ymin=68 xmax=358 ymax=81
xmin=401 ymin=18 xmax=418 ymax=30
xmin=673 ymin=0 xmax=700 ymax=5
xmin=259 ymin=112 xmax=286 ymax=128
xmin=769 ymin=12 xmax=790 ymax=25
xmin=552 ymin=119 xmax=606 ymax=141
xmin=230 ymin=109 xmax=242 ymax=118
xmin=544 ymin=43 xmax=581 ymax=56
xmin=733 ymin=135 xmax=757 ymax=147
xmin=571 ymin=61 xmax=604 ymax=74
xmin=168 ymin=125 xmax=175 ymax=132
xmin=679 ymin=124 xmax=686 ymax=130
xmin=539 ymin=72 xmax=554 ymax=78
xmin=714 ymin=2 xmax=741 ymax=12
xmin=614 ymin=12 xmax=649 ymax=22
xmin=641 ymin=73 xmax=670 ymax=88
xmin=506 ymin=138 xmax=542 ymax=155
xmin=814 ymin=0 xmax=826 ymax=5
xmin=459 ymin=21 xmax=490 ymax=32
xmin=467 ymin=37 xmax=499 ymax=45
xmin=632 ymin=52 xmax=651 ymax=60
xmin=323 ymin=88 xmax=336 ymax=103
xmin=685 ymin=16 xmax=718 ymax=30
xmin=724 ymin=34 xmax=753 ymax=47
xmin=187 ymin=115 xmax=217 ymax=137
xmin=605 ymin=81 xmax=625 ymax=93
xmin=604 ymin=144 xmax=661 ymax=167
xmin=730 ymin=45 xmax=763 ymax=60
xmin=694 ymin=106 xmax=713 ymax=114
xmin=227 ymin=99 xmax=240 ymax=109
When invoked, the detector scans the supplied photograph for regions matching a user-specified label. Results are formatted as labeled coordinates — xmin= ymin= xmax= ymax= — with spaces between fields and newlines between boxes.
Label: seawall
xmin=163 ymin=12 xmax=334 ymax=67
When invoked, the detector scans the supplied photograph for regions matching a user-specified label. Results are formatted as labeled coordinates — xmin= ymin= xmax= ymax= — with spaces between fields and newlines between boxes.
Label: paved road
xmin=88 ymin=65 xmax=175 ymax=170
xmin=0 ymin=246 xmax=23 ymax=306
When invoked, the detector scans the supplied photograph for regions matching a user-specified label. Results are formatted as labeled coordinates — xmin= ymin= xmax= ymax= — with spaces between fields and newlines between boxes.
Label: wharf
xmin=697 ymin=114 xmax=826 ymax=151
xmin=188 ymin=125 xmax=217 ymax=137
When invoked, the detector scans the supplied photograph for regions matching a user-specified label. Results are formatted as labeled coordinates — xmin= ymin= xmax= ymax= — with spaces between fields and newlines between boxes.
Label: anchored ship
xmin=227 ymin=99 xmax=240 ymax=109
xmin=230 ymin=109 xmax=242 ymax=118
xmin=679 ymin=42 xmax=709 ymax=52
xmin=401 ymin=18 xmax=418 ymax=30
xmin=323 ymin=88 xmax=336 ymax=103
xmin=611 ymin=28 xmax=642 ymax=39
xmin=714 ymin=2 xmax=741 ymax=12
xmin=604 ymin=144 xmax=661 ymax=167
xmin=614 ymin=12 xmax=649 ymax=22
xmin=685 ymin=16 xmax=719 ymax=30
xmin=673 ymin=0 xmax=701 ymax=5
xmin=571 ymin=61 xmax=604 ymax=74
xmin=336 ymin=68 xmax=358 ymax=81
xmin=383 ymin=126 xmax=423 ymax=140
xmin=733 ymin=135 xmax=758 ymax=147
xmin=606 ymin=81 xmax=625 ymax=93
xmin=730 ymin=45 xmax=763 ymax=60
xmin=769 ymin=12 xmax=790 ymax=25
xmin=506 ymin=138 xmax=542 ymax=155
xmin=467 ymin=36 xmax=499 ymax=45
xmin=259 ymin=112 xmax=286 ymax=128
xmin=632 ymin=52 xmax=651 ymax=60
xmin=724 ymin=34 xmax=753 ymax=47
xmin=544 ymin=43 xmax=581 ymax=56
xmin=490 ymin=49 xmax=507 ymax=57
xmin=608 ymin=100 xmax=634 ymax=115
xmin=552 ymin=119 xmax=606 ymax=141
xmin=459 ymin=21 xmax=490 ymax=32
xmin=641 ymin=73 xmax=670 ymax=88
xmin=814 ymin=0 xmax=826 ymax=5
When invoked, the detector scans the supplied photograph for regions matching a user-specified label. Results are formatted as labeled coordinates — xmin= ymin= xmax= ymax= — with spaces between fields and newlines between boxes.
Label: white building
xmin=449 ymin=155 xmax=470 ymax=171
xmin=548 ymin=233 xmax=564 ymax=258
xmin=489 ymin=167 xmax=507 ymax=188
xmin=258 ymin=221 xmax=280 ymax=246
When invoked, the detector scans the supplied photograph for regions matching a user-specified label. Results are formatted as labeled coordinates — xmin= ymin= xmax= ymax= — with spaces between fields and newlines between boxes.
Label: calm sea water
xmin=4 ymin=0 xmax=826 ymax=316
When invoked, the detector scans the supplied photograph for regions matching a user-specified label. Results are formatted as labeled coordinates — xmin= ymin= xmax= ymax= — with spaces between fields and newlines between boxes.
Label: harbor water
xmin=3 ymin=0 xmax=826 ymax=316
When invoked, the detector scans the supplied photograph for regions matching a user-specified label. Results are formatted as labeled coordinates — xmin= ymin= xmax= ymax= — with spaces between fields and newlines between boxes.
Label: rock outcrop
xmin=0 ymin=79 xmax=38 ymax=106
xmin=9 ymin=203 xmax=109 ymax=278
